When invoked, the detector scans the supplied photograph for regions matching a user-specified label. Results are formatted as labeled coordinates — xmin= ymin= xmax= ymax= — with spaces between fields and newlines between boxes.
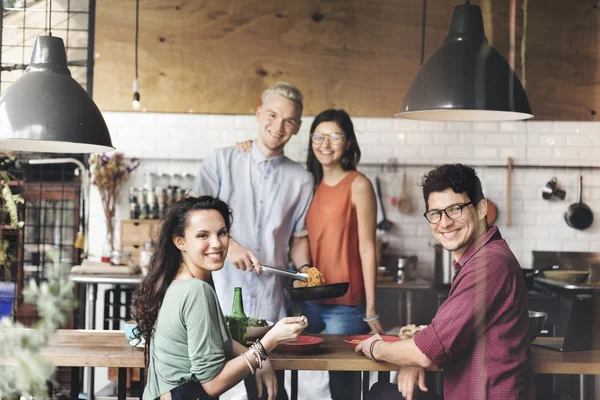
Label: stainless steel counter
xmin=534 ymin=277 xmax=600 ymax=292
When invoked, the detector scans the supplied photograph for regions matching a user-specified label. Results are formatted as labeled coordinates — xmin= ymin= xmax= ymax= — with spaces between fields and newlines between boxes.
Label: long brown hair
xmin=131 ymin=196 xmax=232 ymax=370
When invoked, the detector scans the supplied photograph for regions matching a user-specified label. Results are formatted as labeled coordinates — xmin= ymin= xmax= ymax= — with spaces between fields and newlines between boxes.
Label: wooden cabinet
xmin=120 ymin=220 xmax=161 ymax=265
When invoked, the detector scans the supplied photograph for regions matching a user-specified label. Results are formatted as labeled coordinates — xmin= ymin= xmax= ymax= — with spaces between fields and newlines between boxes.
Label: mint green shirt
xmin=143 ymin=279 xmax=233 ymax=400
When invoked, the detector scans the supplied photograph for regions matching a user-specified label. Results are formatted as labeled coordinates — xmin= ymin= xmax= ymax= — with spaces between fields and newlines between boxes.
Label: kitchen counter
xmin=534 ymin=277 xmax=600 ymax=292
xmin=376 ymin=277 xmax=431 ymax=290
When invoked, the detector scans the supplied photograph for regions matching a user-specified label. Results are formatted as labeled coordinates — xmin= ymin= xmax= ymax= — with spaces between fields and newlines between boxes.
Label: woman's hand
xmin=355 ymin=333 xmax=382 ymax=359
xmin=397 ymin=366 xmax=427 ymax=400
xmin=261 ymin=316 xmax=307 ymax=350
xmin=235 ymin=140 xmax=253 ymax=152
xmin=367 ymin=318 xmax=385 ymax=335
xmin=255 ymin=359 xmax=277 ymax=400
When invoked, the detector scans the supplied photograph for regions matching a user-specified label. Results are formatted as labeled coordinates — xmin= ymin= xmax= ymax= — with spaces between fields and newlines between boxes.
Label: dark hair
xmin=306 ymin=109 xmax=361 ymax=186
xmin=421 ymin=164 xmax=485 ymax=211
xmin=132 ymin=196 xmax=232 ymax=370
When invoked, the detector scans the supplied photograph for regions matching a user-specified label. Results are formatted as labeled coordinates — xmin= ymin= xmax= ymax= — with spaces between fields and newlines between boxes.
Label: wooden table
xmin=38 ymin=330 xmax=600 ymax=400
xmin=70 ymin=274 xmax=143 ymax=400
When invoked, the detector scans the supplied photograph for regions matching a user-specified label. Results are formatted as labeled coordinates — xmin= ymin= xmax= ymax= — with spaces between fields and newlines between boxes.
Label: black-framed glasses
xmin=424 ymin=202 xmax=473 ymax=224
xmin=310 ymin=132 xmax=345 ymax=144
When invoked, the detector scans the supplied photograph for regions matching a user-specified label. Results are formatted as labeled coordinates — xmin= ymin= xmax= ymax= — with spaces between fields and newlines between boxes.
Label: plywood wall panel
xmin=93 ymin=0 xmax=599 ymax=120
xmin=93 ymin=0 xmax=423 ymax=117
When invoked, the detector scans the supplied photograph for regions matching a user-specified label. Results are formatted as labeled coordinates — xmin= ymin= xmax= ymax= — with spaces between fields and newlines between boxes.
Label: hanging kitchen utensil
xmin=506 ymin=157 xmax=513 ymax=227
xmin=397 ymin=170 xmax=412 ymax=214
xmin=486 ymin=199 xmax=498 ymax=225
xmin=542 ymin=177 xmax=566 ymax=201
xmin=374 ymin=176 xmax=393 ymax=231
xmin=564 ymin=174 xmax=593 ymax=230
xmin=261 ymin=265 xmax=308 ymax=281
xmin=284 ymin=282 xmax=350 ymax=302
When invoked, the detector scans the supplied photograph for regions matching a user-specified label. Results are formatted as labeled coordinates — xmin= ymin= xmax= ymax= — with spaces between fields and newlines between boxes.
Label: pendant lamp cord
xmin=420 ymin=0 xmax=426 ymax=65
xmin=135 ymin=0 xmax=139 ymax=80
xmin=48 ymin=0 xmax=52 ymax=36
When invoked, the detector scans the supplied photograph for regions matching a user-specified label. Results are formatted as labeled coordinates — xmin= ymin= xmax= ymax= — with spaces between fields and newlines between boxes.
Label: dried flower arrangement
xmin=89 ymin=153 xmax=140 ymax=253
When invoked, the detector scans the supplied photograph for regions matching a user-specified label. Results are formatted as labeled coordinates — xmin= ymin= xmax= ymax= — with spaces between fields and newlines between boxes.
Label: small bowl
xmin=528 ymin=311 xmax=548 ymax=343
xmin=247 ymin=320 xmax=274 ymax=340
xmin=543 ymin=270 xmax=589 ymax=284
xmin=124 ymin=320 xmax=140 ymax=341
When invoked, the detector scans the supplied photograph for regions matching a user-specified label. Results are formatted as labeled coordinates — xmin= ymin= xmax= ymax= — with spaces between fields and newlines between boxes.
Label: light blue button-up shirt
xmin=191 ymin=142 xmax=314 ymax=322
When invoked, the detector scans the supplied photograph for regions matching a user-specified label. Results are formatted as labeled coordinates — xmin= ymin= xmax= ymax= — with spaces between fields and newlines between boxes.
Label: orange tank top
xmin=305 ymin=170 xmax=365 ymax=305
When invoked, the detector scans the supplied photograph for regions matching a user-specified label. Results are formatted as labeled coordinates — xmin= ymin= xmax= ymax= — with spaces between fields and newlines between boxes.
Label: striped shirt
xmin=191 ymin=142 xmax=314 ymax=322
xmin=414 ymin=226 xmax=534 ymax=399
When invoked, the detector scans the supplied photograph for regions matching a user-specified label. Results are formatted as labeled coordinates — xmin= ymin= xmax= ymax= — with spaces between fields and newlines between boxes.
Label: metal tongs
xmin=260 ymin=265 xmax=308 ymax=281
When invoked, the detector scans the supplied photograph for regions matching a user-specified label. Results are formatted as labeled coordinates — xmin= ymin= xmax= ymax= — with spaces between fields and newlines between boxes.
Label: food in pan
xmin=398 ymin=324 xmax=427 ymax=340
xmin=293 ymin=267 xmax=326 ymax=288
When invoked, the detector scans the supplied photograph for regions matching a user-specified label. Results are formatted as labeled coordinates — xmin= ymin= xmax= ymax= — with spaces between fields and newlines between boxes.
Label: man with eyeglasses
xmin=358 ymin=164 xmax=533 ymax=400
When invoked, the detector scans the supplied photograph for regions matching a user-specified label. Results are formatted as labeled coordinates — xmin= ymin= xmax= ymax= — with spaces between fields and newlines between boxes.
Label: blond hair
xmin=261 ymin=82 xmax=304 ymax=114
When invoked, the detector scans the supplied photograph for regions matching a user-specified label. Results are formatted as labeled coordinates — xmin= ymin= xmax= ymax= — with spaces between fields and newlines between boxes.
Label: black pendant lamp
xmin=396 ymin=1 xmax=533 ymax=121
xmin=0 ymin=35 xmax=114 ymax=153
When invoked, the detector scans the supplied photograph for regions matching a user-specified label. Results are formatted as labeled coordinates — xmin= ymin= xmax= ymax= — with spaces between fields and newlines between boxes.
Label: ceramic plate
xmin=275 ymin=335 xmax=325 ymax=353
xmin=343 ymin=334 xmax=401 ymax=349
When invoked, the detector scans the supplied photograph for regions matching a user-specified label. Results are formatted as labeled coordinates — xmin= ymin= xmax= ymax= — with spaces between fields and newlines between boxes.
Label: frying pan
xmin=564 ymin=175 xmax=593 ymax=230
xmin=284 ymin=282 xmax=349 ymax=302
xmin=486 ymin=199 xmax=498 ymax=225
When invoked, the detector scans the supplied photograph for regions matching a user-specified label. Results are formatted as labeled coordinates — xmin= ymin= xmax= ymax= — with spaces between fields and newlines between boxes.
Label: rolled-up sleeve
xmin=414 ymin=253 xmax=510 ymax=369
xmin=191 ymin=150 xmax=221 ymax=197
xmin=182 ymin=282 xmax=232 ymax=383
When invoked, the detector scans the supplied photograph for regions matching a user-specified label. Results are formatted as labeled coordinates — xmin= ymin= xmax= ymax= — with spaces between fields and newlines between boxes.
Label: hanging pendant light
xmin=131 ymin=0 xmax=141 ymax=110
xmin=396 ymin=1 xmax=533 ymax=121
xmin=0 ymin=1 xmax=114 ymax=153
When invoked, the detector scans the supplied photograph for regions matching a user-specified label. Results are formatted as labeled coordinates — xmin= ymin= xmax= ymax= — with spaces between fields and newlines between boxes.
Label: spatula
xmin=375 ymin=176 xmax=393 ymax=231
xmin=397 ymin=171 xmax=412 ymax=214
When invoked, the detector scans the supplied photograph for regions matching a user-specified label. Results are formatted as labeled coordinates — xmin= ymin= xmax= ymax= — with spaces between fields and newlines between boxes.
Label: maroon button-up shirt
xmin=414 ymin=226 xmax=534 ymax=399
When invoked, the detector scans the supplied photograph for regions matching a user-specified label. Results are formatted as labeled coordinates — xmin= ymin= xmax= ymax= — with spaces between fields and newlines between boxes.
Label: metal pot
xmin=433 ymin=244 xmax=453 ymax=285
xmin=397 ymin=255 xmax=418 ymax=282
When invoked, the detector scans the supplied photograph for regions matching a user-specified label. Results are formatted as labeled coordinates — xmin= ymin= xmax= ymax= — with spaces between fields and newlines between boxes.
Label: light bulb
xmin=132 ymin=79 xmax=141 ymax=110
xmin=132 ymin=91 xmax=140 ymax=110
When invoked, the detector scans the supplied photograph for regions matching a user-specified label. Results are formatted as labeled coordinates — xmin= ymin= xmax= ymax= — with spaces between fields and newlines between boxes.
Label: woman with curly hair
xmin=132 ymin=196 xmax=306 ymax=400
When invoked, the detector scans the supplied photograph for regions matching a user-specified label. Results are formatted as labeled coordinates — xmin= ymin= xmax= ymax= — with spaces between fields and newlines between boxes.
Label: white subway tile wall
xmin=90 ymin=113 xmax=600 ymax=278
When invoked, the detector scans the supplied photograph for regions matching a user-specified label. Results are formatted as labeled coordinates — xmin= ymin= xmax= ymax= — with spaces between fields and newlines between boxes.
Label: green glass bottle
xmin=229 ymin=287 xmax=248 ymax=344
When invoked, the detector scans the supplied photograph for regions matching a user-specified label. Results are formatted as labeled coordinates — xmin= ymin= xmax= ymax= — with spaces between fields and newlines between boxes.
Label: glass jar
xmin=111 ymin=250 xmax=133 ymax=266
xmin=139 ymin=239 xmax=155 ymax=276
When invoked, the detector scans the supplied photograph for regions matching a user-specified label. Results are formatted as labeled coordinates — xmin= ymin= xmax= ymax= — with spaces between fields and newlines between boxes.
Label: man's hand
xmin=235 ymin=140 xmax=253 ymax=152
xmin=227 ymin=238 xmax=262 ymax=273
xmin=397 ymin=366 xmax=427 ymax=400
xmin=255 ymin=359 xmax=277 ymax=400
xmin=355 ymin=333 xmax=382 ymax=359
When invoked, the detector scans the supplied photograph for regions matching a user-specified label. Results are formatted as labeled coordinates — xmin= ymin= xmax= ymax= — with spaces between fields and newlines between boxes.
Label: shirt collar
xmin=452 ymin=225 xmax=501 ymax=272
xmin=251 ymin=141 xmax=285 ymax=168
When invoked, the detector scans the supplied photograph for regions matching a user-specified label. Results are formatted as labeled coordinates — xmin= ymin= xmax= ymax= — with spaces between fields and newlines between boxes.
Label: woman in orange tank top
xmin=300 ymin=109 xmax=384 ymax=400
